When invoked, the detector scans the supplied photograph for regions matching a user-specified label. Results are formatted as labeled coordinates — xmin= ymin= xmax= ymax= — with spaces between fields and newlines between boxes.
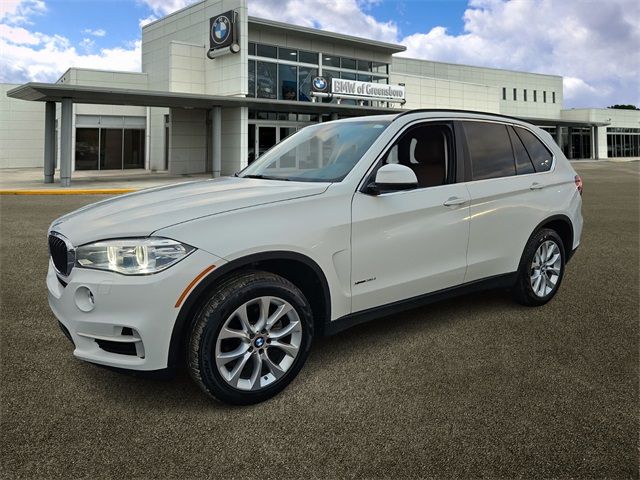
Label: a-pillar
xmin=60 ymin=98 xmax=73 ymax=187
xmin=211 ymin=106 xmax=222 ymax=178
xmin=43 ymin=101 xmax=56 ymax=183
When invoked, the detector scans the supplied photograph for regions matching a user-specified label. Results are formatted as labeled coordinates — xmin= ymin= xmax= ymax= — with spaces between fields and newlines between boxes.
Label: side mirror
xmin=366 ymin=164 xmax=418 ymax=195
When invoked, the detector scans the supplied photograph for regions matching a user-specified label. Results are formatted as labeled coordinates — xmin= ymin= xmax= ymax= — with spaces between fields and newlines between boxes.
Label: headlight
xmin=75 ymin=237 xmax=195 ymax=275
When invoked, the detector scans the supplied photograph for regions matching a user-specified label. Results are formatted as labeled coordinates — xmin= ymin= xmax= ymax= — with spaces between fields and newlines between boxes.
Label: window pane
xmin=247 ymin=42 xmax=256 ymax=55
xmin=75 ymin=128 xmax=99 ymax=170
xmin=357 ymin=59 xmax=372 ymax=72
xmin=357 ymin=74 xmax=372 ymax=82
xmin=278 ymin=47 xmax=297 ymax=61
xmin=507 ymin=126 xmax=535 ymax=174
xmin=463 ymin=122 xmax=515 ymax=180
xmin=256 ymin=44 xmax=277 ymax=58
xmin=513 ymin=88 xmax=517 ymax=101
xmin=123 ymin=129 xmax=145 ymax=169
xmin=371 ymin=61 xmax=388 ymax=74
xmin=99 ymin=128 xmax=123 ymax=170
xmin=278 ymin=64 xmax=297 ymax=101
xmin=256 ymin=61 xmax=277 ymax=99
xmin=382 ymin=124 xmax=451 ymax=188
xmin=248 ymin=60 xmax=256 ymax=97
xmin=298 ymin=50 xmax=317 ymax=64
xmin=341 ymin=57 xmax=356 ymax=70
xmin=298 ymin=66 xmax=317 ymax=102
xmin=322 ymin=54 xmax=340 ymax=68
xmin=502 ymin=87 xmax=506 ymax=100
xmin=514 ymin=126 xmax=553 ymax=172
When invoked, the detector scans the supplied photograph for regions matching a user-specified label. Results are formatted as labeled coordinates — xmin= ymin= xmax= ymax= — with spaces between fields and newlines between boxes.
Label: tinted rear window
xmin=463 ymin=122 xmax=515 ymax=180
xmin=507 ymin=126 xmax=535 ymax=175
xmin=513 ymin=126 xmax=553 ymax=172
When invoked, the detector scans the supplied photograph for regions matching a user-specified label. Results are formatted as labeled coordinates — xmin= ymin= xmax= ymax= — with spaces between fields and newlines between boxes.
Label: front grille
xmin=48 ymin=233 xmax=73 ymax=276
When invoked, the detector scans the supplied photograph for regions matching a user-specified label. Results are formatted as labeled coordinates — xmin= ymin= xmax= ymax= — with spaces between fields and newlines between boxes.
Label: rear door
xmin=350 ymin=121 xmax=470 ymax=312
xmin=462 ymin=121 xmax=554 ymax=282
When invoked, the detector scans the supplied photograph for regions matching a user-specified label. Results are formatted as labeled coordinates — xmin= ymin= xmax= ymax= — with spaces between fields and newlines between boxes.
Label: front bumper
xmin=47 ymin=248 xmax=225 ymax=371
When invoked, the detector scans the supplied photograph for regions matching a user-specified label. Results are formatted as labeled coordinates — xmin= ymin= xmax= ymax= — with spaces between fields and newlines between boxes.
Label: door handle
xmin=443 ymin=196 xmax=468 ymax=207
xmin=530 ymin=182 xmax=545 ymax=190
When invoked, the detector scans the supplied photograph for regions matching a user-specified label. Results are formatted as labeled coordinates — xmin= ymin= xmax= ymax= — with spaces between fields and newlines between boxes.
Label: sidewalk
xmin=0 ymin=168 xmax=212 ymax=194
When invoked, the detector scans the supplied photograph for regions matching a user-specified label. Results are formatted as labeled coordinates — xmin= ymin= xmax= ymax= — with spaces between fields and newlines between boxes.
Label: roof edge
xmin=248 ymin=16 xmax=406 ymax=53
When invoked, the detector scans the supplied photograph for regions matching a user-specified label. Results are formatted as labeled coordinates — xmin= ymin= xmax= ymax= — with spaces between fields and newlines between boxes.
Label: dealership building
xmin=2 ymin=0 xmax=639 ymax=185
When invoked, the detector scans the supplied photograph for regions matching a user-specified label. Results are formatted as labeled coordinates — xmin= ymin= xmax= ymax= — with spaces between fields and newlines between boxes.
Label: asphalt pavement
xmin=1 ymin=161 xmax=638 ymax=479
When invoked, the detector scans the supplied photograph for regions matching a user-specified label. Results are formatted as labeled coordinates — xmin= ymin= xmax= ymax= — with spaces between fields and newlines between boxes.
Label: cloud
xmin=0 ymin=0 xmax=139 ymax=83
xmin=139 ymin=14 xmax=157 ymax=28
xmin=139 ymin=0 xmax=198 ymax=16
xmin=0 ymin=0 xmax=45 ymax=24
xmin=397 ymin=0 xmax=640 ymax=107
xmin=248 ymin=0 xmax=399 ymax=43
xmin=82 ymin=28 xmax=106 ymax=37
xmin=0 ymin=36 xmax=141 ymax=83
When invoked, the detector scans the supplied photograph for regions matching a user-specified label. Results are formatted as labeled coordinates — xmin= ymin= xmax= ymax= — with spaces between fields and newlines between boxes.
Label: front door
xmin=350 ymin=122 xmax=470 ymax=312
xmin=257 ymin=126 xmax=277 ymax=159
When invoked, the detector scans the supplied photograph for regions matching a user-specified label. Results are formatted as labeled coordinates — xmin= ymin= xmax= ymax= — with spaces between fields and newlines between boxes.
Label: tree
xmin=607 ymin=104 xmax=639 ymax=110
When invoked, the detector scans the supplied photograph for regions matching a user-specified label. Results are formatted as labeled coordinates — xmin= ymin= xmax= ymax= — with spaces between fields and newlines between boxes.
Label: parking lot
xmin=1 ymin=161 xmax=638 ymax=479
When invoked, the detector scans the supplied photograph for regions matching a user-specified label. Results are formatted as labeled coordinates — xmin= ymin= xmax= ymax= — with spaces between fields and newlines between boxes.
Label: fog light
xmin=74 ymin=286 xmax=95 ymax=312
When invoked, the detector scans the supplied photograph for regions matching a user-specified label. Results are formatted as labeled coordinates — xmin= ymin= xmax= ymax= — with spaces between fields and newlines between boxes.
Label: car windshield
xmin=239 ymin=120 xmax=390 ymax=182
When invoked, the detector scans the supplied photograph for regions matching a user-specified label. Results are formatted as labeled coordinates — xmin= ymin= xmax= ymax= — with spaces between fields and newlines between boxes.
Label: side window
xmin=381 ymin=124 xmax=452 ymax=188
xmin=513 ymin=126 xmax=553 ymax=172
xmin=507 ymin=126 xmax=535 ymax=175
xmin=463 ymin=121 xmax=515 ymax=180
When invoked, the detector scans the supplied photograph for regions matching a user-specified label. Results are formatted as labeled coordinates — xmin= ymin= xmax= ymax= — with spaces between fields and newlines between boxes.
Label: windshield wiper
xmin=242 ymin=174 xmax=290 ymax=181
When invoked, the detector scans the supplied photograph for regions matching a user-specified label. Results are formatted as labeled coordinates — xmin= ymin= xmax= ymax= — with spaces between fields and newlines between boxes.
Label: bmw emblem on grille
xmin=211 ymin=15 xmax=231 ymax=45
xmin=312 ymin=76 xmax=328 ymax=92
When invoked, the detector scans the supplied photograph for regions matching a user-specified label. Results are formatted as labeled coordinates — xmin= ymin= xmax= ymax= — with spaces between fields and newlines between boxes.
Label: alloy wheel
xmin=530 ymin=240 xmax=562 ymax=298
xmin=214 ymin=296 xmax=302 ymax=391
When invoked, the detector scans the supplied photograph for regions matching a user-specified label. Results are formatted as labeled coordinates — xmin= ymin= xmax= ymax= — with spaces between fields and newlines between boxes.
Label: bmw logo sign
xmin=255 ymin=337 xmax=265 ymax=348
xmin=211 ymin=15 xmax=231 ymax=45
xmin=312 ymin=76 xmax=328 ymax=92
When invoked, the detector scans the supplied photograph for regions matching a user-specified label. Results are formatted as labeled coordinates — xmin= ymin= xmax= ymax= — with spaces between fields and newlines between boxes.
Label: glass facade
xmin=75 ymin=126 xmax=145 ymax=170
xmin=247 ymin=42 xmax=389 ymax=104
xmin=607 ymin=127 xmax=640 ymax=158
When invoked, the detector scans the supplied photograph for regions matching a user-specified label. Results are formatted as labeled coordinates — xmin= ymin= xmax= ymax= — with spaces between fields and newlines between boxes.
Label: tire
xmin=187 ymin=270 xmax=313 ymax=405
xmin=512 ymin=228 xmax=566 ymax=306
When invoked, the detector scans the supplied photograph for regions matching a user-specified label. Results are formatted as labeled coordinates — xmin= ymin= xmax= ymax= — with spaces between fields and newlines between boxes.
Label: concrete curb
xmin=0 ymin=189 xmax=136 ymax=195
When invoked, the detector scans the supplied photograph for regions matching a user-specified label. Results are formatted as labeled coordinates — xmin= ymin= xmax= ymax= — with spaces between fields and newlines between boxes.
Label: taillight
xmin=575 ymin=174 xmax=583 ymax=195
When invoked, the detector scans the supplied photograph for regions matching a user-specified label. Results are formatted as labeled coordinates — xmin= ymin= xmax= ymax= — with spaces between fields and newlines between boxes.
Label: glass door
xmin=256 ymin=126 xmax=277 ymax=159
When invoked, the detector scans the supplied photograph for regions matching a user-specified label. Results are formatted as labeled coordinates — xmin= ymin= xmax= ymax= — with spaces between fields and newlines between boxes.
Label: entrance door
xmin=257 ymin=126 xmax=277 ymax=158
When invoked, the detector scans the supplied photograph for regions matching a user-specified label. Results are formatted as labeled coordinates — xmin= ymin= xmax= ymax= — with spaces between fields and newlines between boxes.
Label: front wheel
xmin=513 ymin=228 xmax=566 ymax=306
xmin=188 ymin=271 xmax=313 ymax=405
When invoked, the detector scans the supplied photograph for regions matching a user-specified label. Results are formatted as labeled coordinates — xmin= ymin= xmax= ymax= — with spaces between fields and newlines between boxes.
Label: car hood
xmin=50 ymin=177 xmax=330 ymax=246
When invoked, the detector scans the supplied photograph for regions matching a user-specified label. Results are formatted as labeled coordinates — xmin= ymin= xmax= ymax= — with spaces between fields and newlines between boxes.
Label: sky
xmin=1 ymin=0 xmax=638 ymax=108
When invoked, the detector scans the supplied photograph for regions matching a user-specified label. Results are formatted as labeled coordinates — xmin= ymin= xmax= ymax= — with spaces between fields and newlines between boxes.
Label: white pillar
xmin=60 ymin=98 xmax=73 ymax=187
xmin=44 ymin=101 xmax=56 ymax=184
xmin=211 ymin=106 xmax=222 ymax=178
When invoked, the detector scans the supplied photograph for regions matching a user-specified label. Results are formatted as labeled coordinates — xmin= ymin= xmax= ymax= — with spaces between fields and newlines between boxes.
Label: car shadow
xmin=78 ymin=288 xmax=516 ymax=410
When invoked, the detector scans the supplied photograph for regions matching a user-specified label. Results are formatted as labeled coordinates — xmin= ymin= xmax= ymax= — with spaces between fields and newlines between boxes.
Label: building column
xmin=555 ymin=125 xmax=562 ymax=147
xmin=43 ymin=101 xmax=56 ymax=184
xmin=567 ymin=127 xmax=573 ymax=159
xmin=211 ymin=106 xmax=222 ymax=178
xmin=60 ymin=98 xmax=73 ymax=187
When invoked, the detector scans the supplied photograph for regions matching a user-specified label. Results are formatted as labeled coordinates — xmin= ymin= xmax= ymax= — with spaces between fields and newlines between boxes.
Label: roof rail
xmin=393 ymin=108 xmax=531 ymax=125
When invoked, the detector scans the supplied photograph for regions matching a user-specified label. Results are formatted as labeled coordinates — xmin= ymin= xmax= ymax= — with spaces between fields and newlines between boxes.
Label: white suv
xmin=47 ymin=110 xmax=583 ymax=405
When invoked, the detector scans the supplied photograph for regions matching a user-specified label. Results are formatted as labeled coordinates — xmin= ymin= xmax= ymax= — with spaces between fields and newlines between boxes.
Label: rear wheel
xmin=513 ymin=228 xmax=565 ymax=306
xmin=188 ymin=271 xmax=313 ymax=405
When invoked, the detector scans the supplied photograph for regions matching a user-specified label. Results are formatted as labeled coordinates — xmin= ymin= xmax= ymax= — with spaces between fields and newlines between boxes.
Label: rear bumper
xmin=47 ymin=249 xmax=225 ymax=371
